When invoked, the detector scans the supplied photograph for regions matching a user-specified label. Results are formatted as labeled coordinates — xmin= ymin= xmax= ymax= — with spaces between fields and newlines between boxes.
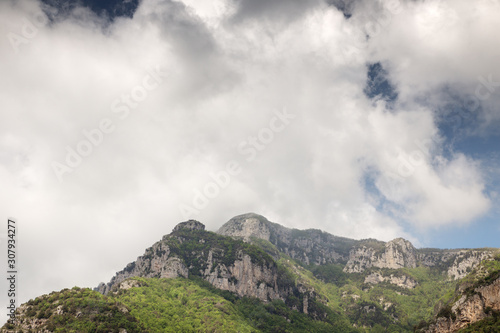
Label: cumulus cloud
xmin=356 ymin=0 xmax=500 ymax=128
xmin=0 ymin=0 xmax=496 ymax=319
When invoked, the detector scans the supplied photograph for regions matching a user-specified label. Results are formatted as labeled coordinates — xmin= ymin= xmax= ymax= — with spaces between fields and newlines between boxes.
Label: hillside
xmin=419 ymin=253 xmax=500 ymax=333
xmin=2 ymin=213 xmax=499 ymax=332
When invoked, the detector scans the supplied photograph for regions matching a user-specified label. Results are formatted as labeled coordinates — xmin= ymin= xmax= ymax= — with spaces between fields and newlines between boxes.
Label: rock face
xmin=344 ymin=238 xmax=417 ymax=273
xmin=173 ymin=219 xmax=205 ymax=232
xmin=218 ymin=213 xmax=357 ymax=265
xmin=446 ymin=250 xmax=492 ymax=280
xmin=4 ymin=214 xmax=500 ymax=333
xmin=96 ymin=220 xmax=296 ymax=305
xmin=96 ymin=240 xmax=186 ymax=295
xmin=218 ymin=213 xmax=271 ymax=242
xmin=383 ymin=238 xmax=417 ymax=268
xmin=425 ymin=276 xmax=500 ymax=332
xmin=364 ymin=272 xmax=418 ymax=289
xmin=96 ymin=220 xmax=206 ymax=294
xmin=219 ymin=213 xmax=493 ymax=281
xmin=203 ymin=251 xmax=282 ymax=301
xmin=219 ymin=214 xmax=421 ymax=274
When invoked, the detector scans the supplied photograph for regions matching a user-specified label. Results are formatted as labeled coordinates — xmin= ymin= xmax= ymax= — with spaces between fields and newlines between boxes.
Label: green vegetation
xmin=6 ymin=287 xmax=145 ymax=332
xmin=248 ymin=237 xmax=281 ymax=259
xmin=420 ymin=254 xmax=500 ymax=331
xmin=339 ymin=267 xmax=456 ymax=330
xmin=309 ymin=263 xmax=349 ymax=286
xmin=4 ymin=277 xmax=360 ymax=333
xmin=4 ymin=223 xmax=500 ymax=333
xmin=112 ymin=278 xmax=256 ymax=332
xmin=460 ymin=253 xmax=500 ymax=293
xmin=187 ymin=276 xmax=358 ymax=333
xmin=281 ymin=255 xmax=456 ymax=331
xmin=358 ymin=239 xmax=386 ymax=252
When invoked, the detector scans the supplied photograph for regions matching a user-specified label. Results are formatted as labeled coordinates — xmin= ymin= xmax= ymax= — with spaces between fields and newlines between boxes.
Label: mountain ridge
xmin=217 ymin=213 xmax=494 ymax=280
xmin=2 ymin=213 xmax=499 ymax=332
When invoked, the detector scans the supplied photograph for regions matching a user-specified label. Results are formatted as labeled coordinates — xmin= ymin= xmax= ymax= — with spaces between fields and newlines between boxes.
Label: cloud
xmin=326 ymin=0 xmax=358 ymax=18
xmin=0 ymin=0 xmax=496 ymax=320
xmin=355 ymin=0 xmax=500 ymax=130
xmin=227 ymin=0 xmax=322 ymax=25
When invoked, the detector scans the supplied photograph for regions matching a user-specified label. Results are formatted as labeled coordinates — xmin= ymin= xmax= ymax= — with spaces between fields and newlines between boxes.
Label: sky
xmin=1 ymin=0 xmax=500 ymax=321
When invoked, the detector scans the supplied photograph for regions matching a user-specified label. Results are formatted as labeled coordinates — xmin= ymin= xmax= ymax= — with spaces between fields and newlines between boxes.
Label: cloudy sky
xmin=1 ymin=0 xmax=500 ymax=319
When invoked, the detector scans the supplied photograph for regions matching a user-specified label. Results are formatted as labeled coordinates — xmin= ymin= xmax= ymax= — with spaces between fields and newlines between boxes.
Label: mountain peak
xmin=387 ymin=237 xmax=415 ymax=249
xmin=217 ymin=212 xmax=272 ymax=241
xmin=227 ymin=212 xmax=270 ymax=223
xmin=172 ymin=220 xmax=205 ymax=232
xmin=5 ymin=214 xmax=499 ymax=333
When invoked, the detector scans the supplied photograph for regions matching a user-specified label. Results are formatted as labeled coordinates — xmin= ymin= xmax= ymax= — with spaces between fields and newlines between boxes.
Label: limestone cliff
xmin=446 ymin=250 xmax=493 ymax=280
xmin=423 ymin=255 xmax=500 ymax=332
xmin=96 ymin=220 xmax=302 ymax=307
xmin=219 ymin=214 xmax=422 ymax=274
xmin=364 ymin=271 xmax=418 ymax=289
xmin=344 ymin=238 xmax=417 ymax=273
xmin=4 ymin=214 xmax=499 ymax=333
xmin=217 ymin=213 xmax=272 ymax=242
xmin=424 ymin=277 xmax=500 ymax=332
xmin=219 ymin=213 xmax=493 ymax=282
xmin=218 ymin=213 xmax=358 ymax=265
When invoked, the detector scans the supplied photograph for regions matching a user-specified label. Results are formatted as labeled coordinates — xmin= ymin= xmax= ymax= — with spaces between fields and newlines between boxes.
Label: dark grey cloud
xmin=228 ymin=0 xmax=322 ymax=25
xmin=326 ymin=0 xmax=358 ymax=18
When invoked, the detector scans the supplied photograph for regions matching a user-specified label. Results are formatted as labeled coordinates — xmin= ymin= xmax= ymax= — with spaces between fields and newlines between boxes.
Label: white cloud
xmin=0 ymin=0 xmax=496 ymax=321
xmin=359 ymin=0 xmax=500 ymax=123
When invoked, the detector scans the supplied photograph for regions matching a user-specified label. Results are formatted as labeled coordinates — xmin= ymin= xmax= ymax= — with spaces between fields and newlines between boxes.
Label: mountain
xmin=96 ymin=220 xmax=298 ymax=304
xmin=419 ymin=254 xmax=500 ymax=333
xmin=2 ymin=213 xmax=499 ymax=332
xmin=218 ymin=213 xmax=494 ymax=279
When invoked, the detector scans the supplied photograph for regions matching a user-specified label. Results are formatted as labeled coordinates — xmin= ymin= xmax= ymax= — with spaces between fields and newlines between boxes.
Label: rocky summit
xmin=218 ymin=213 xmax=494 ymax=279
xmin=95 ymin=219 xmax=292 ymax=303
xmin=3 ymin=213 xmax=500 ymax=332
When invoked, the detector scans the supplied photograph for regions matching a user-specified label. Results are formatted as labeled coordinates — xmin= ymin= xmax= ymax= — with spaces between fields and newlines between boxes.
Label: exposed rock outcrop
xmin=173 ymin=219 xmax=205 ymax=232
xmin=4 ymin=214 xmax=500 ymax=333
xmin=416 ymin=250 xmax=457 ymax=268
xmin=204 ymin=251 xmax=282 ymax=301
xmin=446 ymin=250 xmax=493 ymax=280
xmin=97 ymin=220 xmax=299 ymax=306
xmin=219 ymin=214 xmax=493 ymax=279
xmin=96 ymin=240 xmax=181 ymax=295
xmin=423 ymin=254 xmax=500 ymax=333
xmin=218 ymin=213 xmax=272 ymax=242
xmin=364 ymin=272 xmax=418 ymax=289
xmin=218 ymin=213 xmax=357 ymax=265
xmin=425 ymin=276 xmax=500 ymax=332
xmin=344 ymin=238 xmax=417 ymax=273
